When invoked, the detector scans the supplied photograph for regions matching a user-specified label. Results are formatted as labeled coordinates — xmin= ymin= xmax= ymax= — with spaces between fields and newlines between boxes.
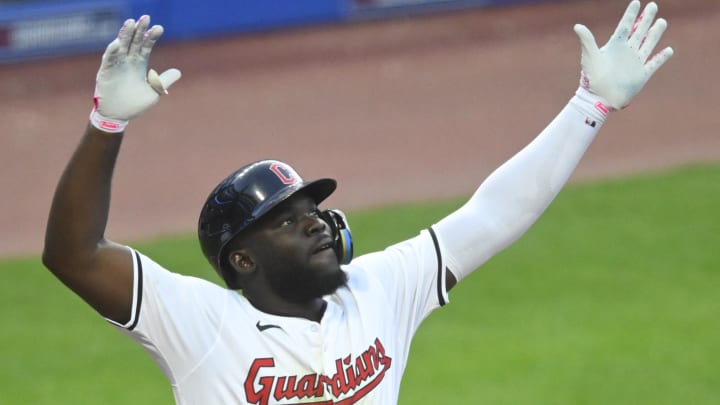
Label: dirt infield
xmin=1 ymin=0 xmax=718 ymax=257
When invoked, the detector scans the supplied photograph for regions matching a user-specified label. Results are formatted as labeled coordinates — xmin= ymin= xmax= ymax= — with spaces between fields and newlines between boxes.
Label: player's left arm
xmin=43 ymin=17 xmax=181 ymax=323
xmin=439 ymin=0 xmax=673 ymax=290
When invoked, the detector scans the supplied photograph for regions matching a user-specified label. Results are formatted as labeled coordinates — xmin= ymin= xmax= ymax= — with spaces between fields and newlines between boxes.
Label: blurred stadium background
xmin=1 ymin=0 xmax=717 ymax=258
xmin=0 ymin=0 xmax=548 ymax=63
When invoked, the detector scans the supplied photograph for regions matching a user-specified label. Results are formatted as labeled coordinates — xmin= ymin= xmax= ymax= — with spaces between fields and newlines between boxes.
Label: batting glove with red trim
xmin=90 ymin=15 xmax=181 ymax=133
xmin=574 ymin=1 xmax=673 ymax=111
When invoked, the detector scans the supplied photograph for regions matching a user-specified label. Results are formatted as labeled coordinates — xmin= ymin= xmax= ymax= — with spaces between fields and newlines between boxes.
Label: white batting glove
xmin=574 ymin=1 xmax=673 ymax=111
xmin=90 ymin=15 xmax=182 ymax=133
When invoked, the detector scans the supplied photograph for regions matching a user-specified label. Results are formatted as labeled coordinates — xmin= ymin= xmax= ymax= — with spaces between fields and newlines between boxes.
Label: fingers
xmin=147 ymin=68 xmax=182 ymax=95
xmin=139 ymin=25 xmax=164 ymax=59
xmin=101 ymin=38 xmax=121 ymax=63
xmin=611 ymin=0 xmax=641 ymax=41
xmin=116 ymin=18 xmax=135 ymax=54
xmin=115 ymin=15 xmax=156 ymax=57
xmin=574 ymin=24 xmax=600 ymax=60
xmin=159 ymin=69 xmax=182 ymax=90
xmin=129 ymin=15 xmax=151 ymax=56
xmin=644 ymin=46 xmax=674 ymax=77
xmin=638 ymin=18 xmax=667 ymax=61
xmin=628 ymin=2 xmax=658 ymax=49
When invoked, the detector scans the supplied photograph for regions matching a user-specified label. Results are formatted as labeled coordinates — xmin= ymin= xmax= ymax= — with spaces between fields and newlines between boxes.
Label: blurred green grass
xmin=1 ymin=164 xmax=718 ymax=404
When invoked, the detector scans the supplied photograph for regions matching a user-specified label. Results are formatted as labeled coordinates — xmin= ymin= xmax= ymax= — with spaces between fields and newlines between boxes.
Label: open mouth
xmin=312 ymin=241 xmax=334 ymax=255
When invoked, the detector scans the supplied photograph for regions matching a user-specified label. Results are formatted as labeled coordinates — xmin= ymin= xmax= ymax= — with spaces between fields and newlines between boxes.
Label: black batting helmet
xmin=198 ymin=160 xmax=337 ymax=288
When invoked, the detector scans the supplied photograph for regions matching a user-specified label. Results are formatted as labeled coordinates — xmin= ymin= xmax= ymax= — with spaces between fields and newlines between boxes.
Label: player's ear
xmin=227 ymin=249 xmax=256 ymax=276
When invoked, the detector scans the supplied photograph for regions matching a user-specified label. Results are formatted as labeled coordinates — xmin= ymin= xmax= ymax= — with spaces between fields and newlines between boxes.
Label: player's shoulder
xmin=131 ymin=247 xmax=228 ymax=294
xmin=347 ymin=229 xmax=434 ymax=267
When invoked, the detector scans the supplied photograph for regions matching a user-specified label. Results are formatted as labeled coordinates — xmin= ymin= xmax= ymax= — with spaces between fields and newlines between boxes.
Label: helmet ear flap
xmin=319 ymin=209 xmax=354 ymax=265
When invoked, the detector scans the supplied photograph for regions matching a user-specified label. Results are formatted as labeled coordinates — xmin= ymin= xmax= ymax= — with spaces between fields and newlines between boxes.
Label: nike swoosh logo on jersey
xmin=256 ymin=321 xmax=282 ymax=332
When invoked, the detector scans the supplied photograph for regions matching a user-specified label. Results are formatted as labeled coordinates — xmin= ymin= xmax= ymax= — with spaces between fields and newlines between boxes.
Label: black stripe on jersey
xmin=428 ymin=227 xmax=446 ymax=306
xmin=128 ymin=250 xmax=144 ymax=331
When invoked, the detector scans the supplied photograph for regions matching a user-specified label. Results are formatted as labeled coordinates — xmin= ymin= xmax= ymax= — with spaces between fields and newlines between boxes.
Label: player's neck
xmin=245 ymin=292 xmax=327 ymax=322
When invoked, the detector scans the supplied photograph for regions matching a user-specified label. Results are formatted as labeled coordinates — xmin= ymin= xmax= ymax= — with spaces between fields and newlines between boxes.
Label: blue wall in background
xmin=156 ymin=0 xmax=345 ymax=40
xmin=0 ymin=0 xmax=548 ymax=63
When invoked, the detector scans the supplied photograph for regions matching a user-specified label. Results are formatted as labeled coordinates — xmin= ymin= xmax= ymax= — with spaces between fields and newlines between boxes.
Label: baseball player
xmin=43 ymin=2 xmax=673 ymax=404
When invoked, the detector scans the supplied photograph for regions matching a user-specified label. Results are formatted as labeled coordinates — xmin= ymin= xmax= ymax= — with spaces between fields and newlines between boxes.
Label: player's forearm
xmin=435 ymin=89 xmax=607 ymax=279
xmin=467 ymin=88 xmax=607 ymax=230
xmin=43 ymin=125 xmax=123 ymax=271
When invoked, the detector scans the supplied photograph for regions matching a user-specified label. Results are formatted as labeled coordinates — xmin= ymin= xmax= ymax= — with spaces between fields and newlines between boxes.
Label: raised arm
xmin=437 ymin=1 xmax=673 ymax=290
xmin=42 ymin=16 xmax=181 ymax=323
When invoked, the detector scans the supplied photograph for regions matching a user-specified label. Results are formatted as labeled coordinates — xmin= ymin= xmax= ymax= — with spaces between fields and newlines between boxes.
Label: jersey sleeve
xmin=347 ymin=227 xmax=449 ymax=337
xmin=105 ymin=248 xmax=230 ymax=385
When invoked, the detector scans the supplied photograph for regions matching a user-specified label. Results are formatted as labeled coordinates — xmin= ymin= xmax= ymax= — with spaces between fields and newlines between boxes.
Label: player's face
xmin=249 ymin=193 xmax=347 ymax=303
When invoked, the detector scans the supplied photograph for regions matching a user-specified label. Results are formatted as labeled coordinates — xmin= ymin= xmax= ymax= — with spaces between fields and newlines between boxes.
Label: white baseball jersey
xmin=108 ymin=228 xmax=450 ymax=404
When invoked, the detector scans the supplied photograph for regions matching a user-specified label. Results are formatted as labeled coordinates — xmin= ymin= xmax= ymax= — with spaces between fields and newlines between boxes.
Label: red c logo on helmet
xmin=269 ymin=162 xmax=299 ymax=185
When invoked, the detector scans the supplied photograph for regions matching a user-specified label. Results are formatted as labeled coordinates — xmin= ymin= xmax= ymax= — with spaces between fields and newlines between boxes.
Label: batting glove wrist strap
xmin=92 ymin=16 xmax=181 ymax=130
xmin=569 ymin=87 xmax=610 ymax=125
xmin=89 ymin=108 xmax=129 ymax=133
xmin=574 ymin=1 xmax=673 ymax=110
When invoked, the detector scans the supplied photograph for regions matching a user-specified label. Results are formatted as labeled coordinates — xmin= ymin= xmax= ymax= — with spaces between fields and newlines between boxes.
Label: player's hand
xmin=90 ymin=15 xmax=182 ymax=133
xmin=574 ymin=1 xmax=673 ymax=110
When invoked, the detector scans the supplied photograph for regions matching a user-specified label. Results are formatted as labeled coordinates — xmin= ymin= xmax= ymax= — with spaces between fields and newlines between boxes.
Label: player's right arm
xmin=42 ymin=16 xmax=181 ymax=324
